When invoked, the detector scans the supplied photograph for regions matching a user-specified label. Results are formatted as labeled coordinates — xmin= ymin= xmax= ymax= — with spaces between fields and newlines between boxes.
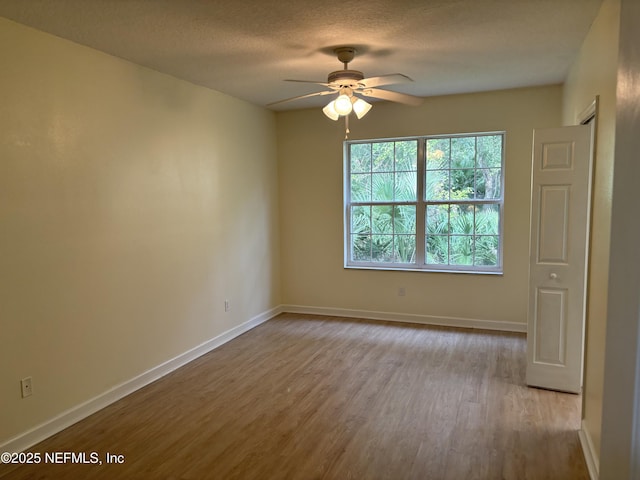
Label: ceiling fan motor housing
xmin=328 ymin=69 xmax=365 ymax=88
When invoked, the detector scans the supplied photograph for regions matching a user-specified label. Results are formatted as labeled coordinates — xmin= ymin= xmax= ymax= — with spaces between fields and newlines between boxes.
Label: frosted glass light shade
xmin=352 ymin=98 xmax=372 ymax=119
xmin=334 ymin=94 xmax=353 ymax=115
xmin=322 ymin=101 xmax=339 ymax=121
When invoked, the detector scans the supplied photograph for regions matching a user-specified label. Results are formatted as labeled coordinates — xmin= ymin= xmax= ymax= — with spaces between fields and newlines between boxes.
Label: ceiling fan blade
xmin=267 ymin=89 xmax=335 ymax=107
xmin=360 ymin=88 xmax=424 ymax=106
xmin=284 ymin=79 xmax=331 ymax=87
xmin=360 ymin=73 xmax=413 ymax=88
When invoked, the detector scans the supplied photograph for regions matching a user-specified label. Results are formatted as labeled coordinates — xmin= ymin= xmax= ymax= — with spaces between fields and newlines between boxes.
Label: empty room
xmin=1 ymin=0 xmax=639 ymax=479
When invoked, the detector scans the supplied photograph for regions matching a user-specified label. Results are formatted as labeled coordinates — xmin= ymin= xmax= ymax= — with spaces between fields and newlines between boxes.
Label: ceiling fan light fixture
xmin=322 ymin=101 xmax=340 ymax=121
xmin=352 ymin=97 xmax=372 ymax=119
xmin=334 ymin=94 xmax=353 ymax=116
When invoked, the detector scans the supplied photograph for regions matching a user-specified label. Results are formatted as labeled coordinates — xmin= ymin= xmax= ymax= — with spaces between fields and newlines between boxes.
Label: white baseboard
xmin=281 ymin=304 xmax=527 ymax=333
xmin=579 ymin=421 xmax=599 ymax=480
xmin=1 ymin=306 xmax=283 ymax=454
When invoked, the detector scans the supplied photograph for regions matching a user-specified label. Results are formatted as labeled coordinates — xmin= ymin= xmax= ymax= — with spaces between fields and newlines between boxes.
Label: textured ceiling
xmin=0 ymin=0 xmax=602 ymax=110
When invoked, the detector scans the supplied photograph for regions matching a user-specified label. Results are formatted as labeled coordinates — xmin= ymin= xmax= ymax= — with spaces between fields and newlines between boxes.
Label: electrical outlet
xmin=21 ymin=377 xmax=33 ymax=398
xmin=398 ymin=287 xmax=406 ymax=297
xmin=224 ymin=300 xmax=230 ymax=312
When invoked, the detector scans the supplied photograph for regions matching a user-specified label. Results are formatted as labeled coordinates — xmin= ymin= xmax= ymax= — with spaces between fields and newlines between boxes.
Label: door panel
xmin=534 ymin=287 xmax=567 ymax=365
xmin=527 ymin=125 xmax=592 ymax=393
xmin=538 ymin=185 xmax=570 ymax=263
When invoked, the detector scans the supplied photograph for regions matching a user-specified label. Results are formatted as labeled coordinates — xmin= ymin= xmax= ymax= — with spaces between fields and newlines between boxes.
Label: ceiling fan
xmin=268 ymin=47 xmax=423 ymax=130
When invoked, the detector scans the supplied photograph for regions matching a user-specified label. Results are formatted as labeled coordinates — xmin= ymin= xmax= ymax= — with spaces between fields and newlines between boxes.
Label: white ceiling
xmin=0 ymin=0 xmax=602 ymax=111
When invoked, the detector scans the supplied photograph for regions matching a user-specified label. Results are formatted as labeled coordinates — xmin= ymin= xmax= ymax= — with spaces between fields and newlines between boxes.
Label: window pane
xmin=451 ymin=136 xmax=475 ymax=168
xmin=477 ymin=135 xmax=502 ymax=168
xmin=372 ymin=205 xmax=393 ymax=234
xmin=371 ymin=172 xmax=394 ymax=201
xmin=475 ymin=235 xmax=499 ymax=266
xmin=450 ymin=236 xmax=474 ymax=265
xmin=395 ymin=141 xmax=418 ymax=171
xmin=351 ymin=206 xmax=371 ymax=234
xmin=350 ymin=174 xmax=370 ymax=202
xmin=426 ymin=205 xmax=450 ymax=234
xmin=426 ymin=235 xmax=449 ymax=264
xmin=371 ymin=235 xmax=394 ymax=262
xmin=450 ymin=204 xmax=474 ymax=235
xmin=427 ymin=138 xmax=449 ymax=169
xmin=394 ymin=205 xmax=416 ymax=234
xmin=395 ymin=171 xmax=417 ymax=201
xmin=372 ymin=142 xmax=394 ymax=172
xmin=394 ymin=235 xmax=416 ymax=263
xmin=350 ymin=143 xmax=371 ymax=173
xmin=475 ymin=204 xmax=499 ymax=235
xmin=425 ymin=170 xmax=450 ymax=201
xmin=450 ymin=168 xmax=474 ymax=199
xmin=352 ymin=234 xmax=371 ymax=261
xmin=475 ymin=169 xmax=501 ymax=199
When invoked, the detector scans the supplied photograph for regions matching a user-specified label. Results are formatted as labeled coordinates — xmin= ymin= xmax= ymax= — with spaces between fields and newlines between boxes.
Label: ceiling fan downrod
xmin=328 ymin=47 xmax=364 ymax=87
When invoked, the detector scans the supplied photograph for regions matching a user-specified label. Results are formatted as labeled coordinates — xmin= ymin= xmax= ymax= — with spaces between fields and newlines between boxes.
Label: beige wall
xmin=561 ymin=0 xmax=620 ymax=470
xmin=277 ymin=86 xmax=561 ymax=327
xmin=0 ymin=18 xmax=280 ymax=444
xmin=600 ymin=0 xmax=640 ymax=476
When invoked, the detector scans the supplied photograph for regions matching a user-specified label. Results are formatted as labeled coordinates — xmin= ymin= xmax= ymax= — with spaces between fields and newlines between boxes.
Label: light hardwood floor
xmin=0 ymin=313 xmax=589 ymax=479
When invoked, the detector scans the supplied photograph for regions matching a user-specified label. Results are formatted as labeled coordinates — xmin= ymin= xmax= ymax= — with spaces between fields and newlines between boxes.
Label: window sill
xmin=344 ymin=264 xmax=503 ymax=275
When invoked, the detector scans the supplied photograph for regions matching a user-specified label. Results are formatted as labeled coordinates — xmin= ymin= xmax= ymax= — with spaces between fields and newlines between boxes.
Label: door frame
xmin=576 ymin=96 xmax=598 ymax=398
xmin=574 ymin=97 xmax=598 ymax=479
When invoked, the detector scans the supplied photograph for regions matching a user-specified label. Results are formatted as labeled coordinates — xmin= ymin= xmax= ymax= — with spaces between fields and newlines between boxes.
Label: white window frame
xmin=343 ymin=132 xmax=505 ymax=274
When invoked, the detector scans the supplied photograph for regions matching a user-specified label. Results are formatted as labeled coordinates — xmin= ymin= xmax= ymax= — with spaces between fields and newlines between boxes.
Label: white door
xmin=527 ymin=125 xmax=593 ymax=394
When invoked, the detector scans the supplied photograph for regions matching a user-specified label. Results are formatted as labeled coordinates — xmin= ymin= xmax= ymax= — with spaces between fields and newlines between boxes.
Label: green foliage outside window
xmin=350 ymin=141 xmax=418 ymax=263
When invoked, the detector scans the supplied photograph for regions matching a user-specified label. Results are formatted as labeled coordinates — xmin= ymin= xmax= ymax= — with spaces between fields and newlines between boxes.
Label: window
xmin=345 ymin=132 xmax=504 ymax=273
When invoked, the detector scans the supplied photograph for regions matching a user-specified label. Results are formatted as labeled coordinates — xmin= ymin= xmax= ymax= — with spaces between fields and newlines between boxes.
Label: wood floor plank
xmin=0 ymin=314 xmax=589 ymax=479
